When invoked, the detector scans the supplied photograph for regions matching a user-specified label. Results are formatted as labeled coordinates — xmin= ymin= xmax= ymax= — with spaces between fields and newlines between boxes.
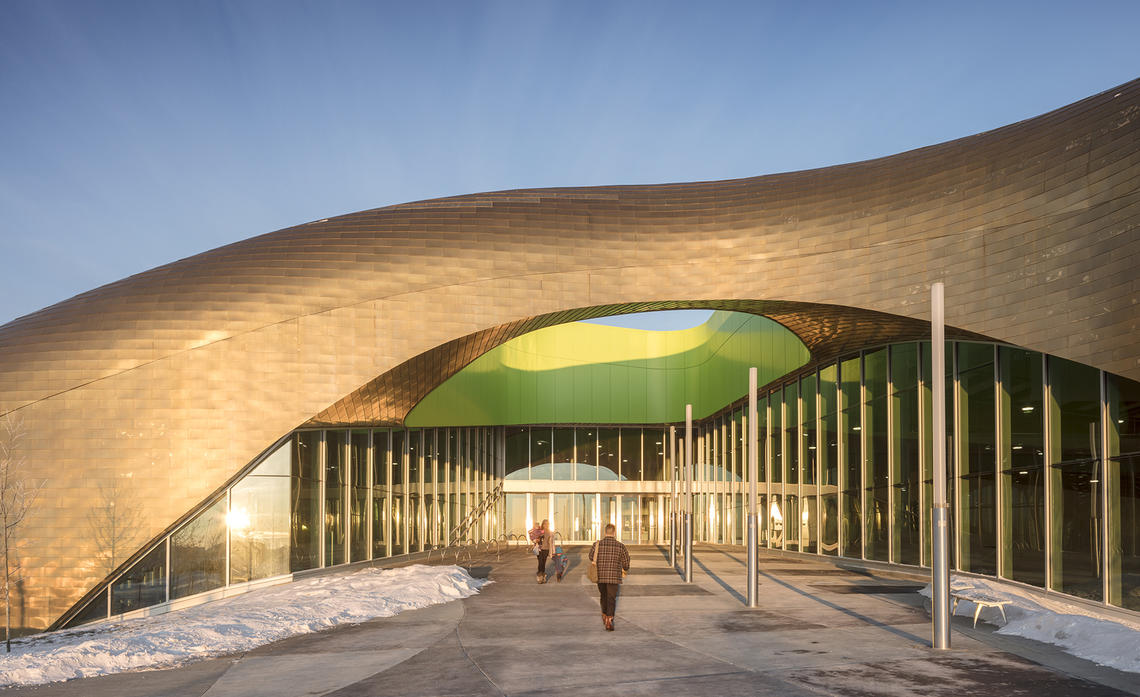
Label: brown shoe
xmin=601 ymin=613 xmax=608 ymax=629
xmin=604 ymin=615 xmax=615 ymax=631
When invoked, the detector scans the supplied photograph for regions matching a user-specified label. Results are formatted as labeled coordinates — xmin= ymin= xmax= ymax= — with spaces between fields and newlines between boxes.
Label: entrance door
xmin=600 ymin=495 xmax=618 ymax=541
xmin=639 ymin=496 xmax=658 ymax=543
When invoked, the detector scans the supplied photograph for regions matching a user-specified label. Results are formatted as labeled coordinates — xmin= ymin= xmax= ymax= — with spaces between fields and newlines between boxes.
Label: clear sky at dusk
xmin=1 ymin=1 xmax=1137 ymax=327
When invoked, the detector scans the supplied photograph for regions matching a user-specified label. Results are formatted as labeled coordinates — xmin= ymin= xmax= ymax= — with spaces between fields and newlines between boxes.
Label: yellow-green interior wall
xmin=406 ymin=311 xmax=809 ymax=426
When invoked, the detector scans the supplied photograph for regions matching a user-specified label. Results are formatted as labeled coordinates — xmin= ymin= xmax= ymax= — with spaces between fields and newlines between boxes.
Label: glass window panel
xmin=802 ymin=374 xmax=817 ymax=486
xmin=821 ymin=363 xmax=839 ymax=417
xmin=1049 ymin=357 xmax=1103 ymax=601
xmin=439 ymin=431 xmax=449 ymax=489
xmin=325 ymin=430 xmax=347 ymax=566
xmin=111 ymin=543 xmax=166 ymax=614
xmin=1000 ymin=348 xmax=1045 ymax=587
xmin=821 ymin=363 xmax=839 ymax=491
xmin=958 ymin=341 xmax=995 ymax=374
xmin=552 ymin=493 xmax=572 ymax=540
xmin=598 ymin=428 xmax=620 ymax=480
xmin=821 ymin=492 xmax=839 ymax=556
xmin=643 ymin=429 xmax=664 ymax=481
xmin=505 ymin=493 xmax=527 ymax=538
xmin=600 ymin=495 xmax=617 ymax=537
xmin=734 ymin=409 xmax=744 ymax=484
xmin=349 ymin=429 xmax=370 ymax=562
xmin=408 ymin=430 xmax=420 ymax=485
xmin=892 ymin=342 xmax=919 ymax=391
xmin=505 ymin=427 xmax=529 ymax=480
xmin=530 ymin=427 xmax=553 ymax=480
xmin=372 ymin=430 xmax=389 ymax=558
xmin=800 ymin=374 xmax=817 ymax=554
xmin=840 ymin=355 xmax=862 ymax=558
xmin=290 ymin=432 xmax=321 ymax=571
xmin=423 ymin=430 xmax=435 ymax=485
xmin=409 ymin=493 xmax=421 ymax=551
xmin=758 ymin=395 xmax=767 ymax=482
xmin=620 ymin=428 xmax=638 ymax=482
xmin=254 ymin=440 xmax=291 ymax=476
xmin=891 ymin=343 xmax=921 ymax=566
xmin=576 ymin=428 xmax=598 ymax=480
xmin=958 ymin=343 xmax=997 ymax=576
xmin=552 ymin=427 xmax=574 ymax=480
xmin=785 ymin=382 xmax=799 ymax=490
xmin=621 ymin=496 xmax=635 ymax=542
xmin=64 ymin=591 xmax=108 ymax=628
xmin=771 ymin=390 xmax=783 ymax=484
xmin=573 ymin=493 xmax=595 ymax=541
xmin=1107 ymin=374 xmax=1140 ymax=610
xmin=531 ymin=494 xmax=549 ymax=531
xmin=170 ymin=497 xmax=226 ymax=600
xmin=770 ymin=493 xmax=784 ymax=548
xmin=864 ymin=350 xmax=889 ymax=561
xmin=230 ymin=472 xmax=291 ymax=583
xmin=390 ymin=430 xmax=405 ymax=554
xmin=451 ymin=429 xmax=462 ymax=491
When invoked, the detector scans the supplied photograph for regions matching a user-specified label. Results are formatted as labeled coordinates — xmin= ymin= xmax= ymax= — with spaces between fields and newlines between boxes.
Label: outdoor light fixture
xmin=1022 ymin=406 xmax=1035 ymax=413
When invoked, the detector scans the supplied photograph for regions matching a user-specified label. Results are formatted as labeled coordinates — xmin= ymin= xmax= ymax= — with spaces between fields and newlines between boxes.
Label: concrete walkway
xmin=7 ymin=545 xmax=1138 ymax=696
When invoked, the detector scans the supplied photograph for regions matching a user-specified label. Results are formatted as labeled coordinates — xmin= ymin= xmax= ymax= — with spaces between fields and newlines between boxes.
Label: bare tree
xmin=1 ymin=414 xmax=44 ymax=652
xmin=88 ymin=475 xmax=143 ymax=577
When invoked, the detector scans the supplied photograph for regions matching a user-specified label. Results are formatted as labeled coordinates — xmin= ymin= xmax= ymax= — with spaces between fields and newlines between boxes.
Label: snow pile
xmin=920 ymin=575 xmax=1140 ymax=673
xmin=0 ymin=564 xmax=488 ymax=688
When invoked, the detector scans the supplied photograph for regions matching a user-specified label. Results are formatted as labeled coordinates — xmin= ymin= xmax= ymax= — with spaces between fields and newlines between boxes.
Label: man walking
xmin=589 ymin=523 xmax=630 ymax=631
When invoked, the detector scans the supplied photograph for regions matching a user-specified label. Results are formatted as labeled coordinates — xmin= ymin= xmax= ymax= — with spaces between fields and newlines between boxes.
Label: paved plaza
xmin=6 ymin=545 xmax=1137 ymax=697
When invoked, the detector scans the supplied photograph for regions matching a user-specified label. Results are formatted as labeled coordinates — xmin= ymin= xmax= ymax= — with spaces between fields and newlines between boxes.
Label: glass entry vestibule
xmin=506 ymin=493 xmax=667 ymax=544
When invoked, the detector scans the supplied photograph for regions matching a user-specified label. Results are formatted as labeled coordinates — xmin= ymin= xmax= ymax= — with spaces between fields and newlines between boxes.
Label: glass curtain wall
xmin=64 ymin=343 xmax=1140 ymax=628
xmin=67 ymin=426 xmax=504 ymax=629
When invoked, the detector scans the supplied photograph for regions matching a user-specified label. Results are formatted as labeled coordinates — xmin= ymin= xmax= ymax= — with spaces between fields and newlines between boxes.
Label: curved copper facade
xmin=1 ymin=79 xmax=1138 ymax=628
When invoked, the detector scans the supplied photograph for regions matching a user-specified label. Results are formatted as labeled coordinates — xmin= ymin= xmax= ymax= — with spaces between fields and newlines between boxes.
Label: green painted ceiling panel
xmin=406 ymin=311 xmax=810 ymax=426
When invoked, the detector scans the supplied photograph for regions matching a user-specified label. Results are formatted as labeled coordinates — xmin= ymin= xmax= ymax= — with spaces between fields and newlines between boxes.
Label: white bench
xmin=950 ymin=591 xmax=1011 ymax=627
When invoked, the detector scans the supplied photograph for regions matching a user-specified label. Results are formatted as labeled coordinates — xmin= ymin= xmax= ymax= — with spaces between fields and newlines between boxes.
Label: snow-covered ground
xmin=0 ymin=564 xmax=488 ymax=688
xmin=920 ymin=575 xmax=1140 ymax=673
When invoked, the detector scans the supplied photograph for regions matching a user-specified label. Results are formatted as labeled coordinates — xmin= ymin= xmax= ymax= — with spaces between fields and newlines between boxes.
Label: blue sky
xmin=1 ymin=1 xmax=1137 ymax=327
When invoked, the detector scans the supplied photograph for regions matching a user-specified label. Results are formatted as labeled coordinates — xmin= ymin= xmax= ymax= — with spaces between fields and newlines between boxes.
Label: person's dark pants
xmin=537 ymin=550 xmax=549 ymax=574
xmin=597 ymin=582 xmax=620 ymax=616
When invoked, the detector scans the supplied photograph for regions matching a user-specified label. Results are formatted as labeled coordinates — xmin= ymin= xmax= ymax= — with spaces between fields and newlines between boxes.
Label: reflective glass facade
xmin=65 ymin=427 xmax=501 ymax=628
xmin=673 ymin=341 xmax=1140 ymax=616
xmin=63 ymin=340 xmax=1140 ymax=629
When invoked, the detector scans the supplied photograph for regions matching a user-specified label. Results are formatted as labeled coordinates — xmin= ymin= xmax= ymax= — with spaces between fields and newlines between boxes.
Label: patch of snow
xmin=0 ymin=564 xmax=488 ymax=688
xmin=919 ymin=575 xmax=1140 ymax=673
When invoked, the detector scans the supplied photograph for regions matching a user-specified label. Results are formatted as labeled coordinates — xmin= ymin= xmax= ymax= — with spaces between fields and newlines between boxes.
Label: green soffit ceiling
xmin=406 ymin=311 xmax=810 ymax=427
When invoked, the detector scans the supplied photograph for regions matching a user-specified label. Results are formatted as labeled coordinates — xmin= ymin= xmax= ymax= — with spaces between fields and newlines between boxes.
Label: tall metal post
xmin=747 ymin=367 xmax=759 ymax=607
xmin=669 ymin=425 xmax=677 ymax=568
xmin=684 ymin=404 xmax=694 ymax=583
xmin=931 ymin=282 xmax=952 ymax=649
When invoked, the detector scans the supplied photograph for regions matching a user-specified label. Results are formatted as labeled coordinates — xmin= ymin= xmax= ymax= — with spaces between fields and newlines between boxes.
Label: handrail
xmin=430 ymin=480 xmax=505 ymax=564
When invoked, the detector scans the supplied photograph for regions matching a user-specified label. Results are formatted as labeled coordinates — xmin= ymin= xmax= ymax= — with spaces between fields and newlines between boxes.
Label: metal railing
xmin=426 ymin=481 xmax=506 ymax=563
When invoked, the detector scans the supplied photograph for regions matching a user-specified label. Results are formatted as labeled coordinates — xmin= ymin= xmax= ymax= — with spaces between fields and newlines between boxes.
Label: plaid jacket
xmin=589 ymin=537 xmax=630 ymax=584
